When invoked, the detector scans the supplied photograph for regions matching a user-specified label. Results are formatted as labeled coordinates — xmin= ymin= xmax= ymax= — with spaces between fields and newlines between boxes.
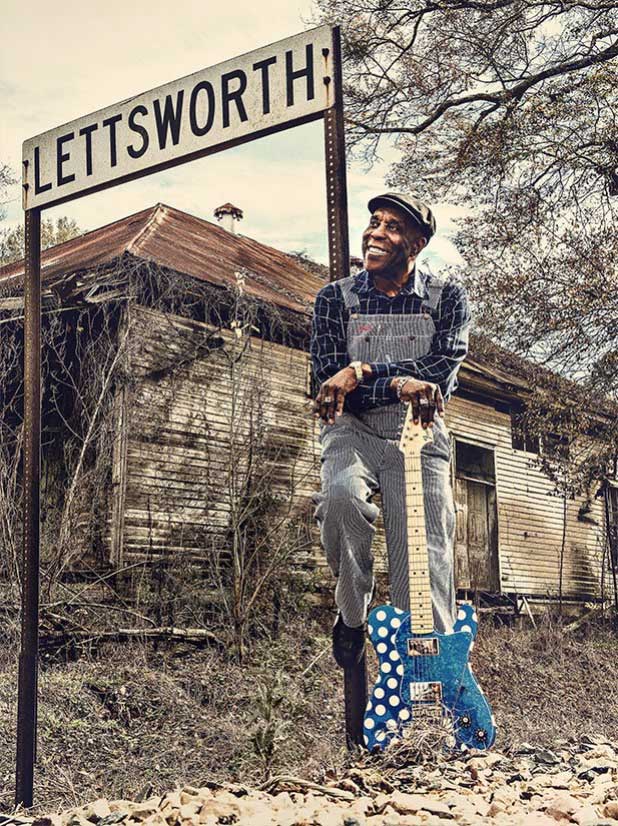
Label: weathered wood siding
xmin=107 ymin=305 xmax=322 ymax=565
xmin=446 ymin=395 xmax=606 ymax=598
xmin=108 ymin=307 xmax=607 ymax=600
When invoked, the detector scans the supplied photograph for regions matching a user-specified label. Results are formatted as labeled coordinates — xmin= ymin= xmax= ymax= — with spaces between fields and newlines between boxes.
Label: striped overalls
xmin=313 ymin=274 xmax=456 ymax=633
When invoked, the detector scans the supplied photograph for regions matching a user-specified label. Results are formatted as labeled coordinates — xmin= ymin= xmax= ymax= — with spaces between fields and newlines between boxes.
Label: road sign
xmin=16 ymin=25 xmax=352 ymax=807
xmin=22 ymin=25 xmax=335 ymax=211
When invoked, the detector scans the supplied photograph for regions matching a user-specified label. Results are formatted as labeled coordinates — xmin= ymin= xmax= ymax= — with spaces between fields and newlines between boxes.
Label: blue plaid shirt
xmin=310 ymin=266 xmax=471 ymax=412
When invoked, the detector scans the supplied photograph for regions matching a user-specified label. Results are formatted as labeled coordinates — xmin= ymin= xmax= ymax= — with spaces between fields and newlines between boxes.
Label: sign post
xmin=16 ymin=24 xmax=357 ymax=806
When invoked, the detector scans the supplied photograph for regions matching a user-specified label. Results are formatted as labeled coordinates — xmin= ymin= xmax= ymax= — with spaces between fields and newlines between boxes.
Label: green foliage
xmin=0 ymin=216 xmax=83 ymax=265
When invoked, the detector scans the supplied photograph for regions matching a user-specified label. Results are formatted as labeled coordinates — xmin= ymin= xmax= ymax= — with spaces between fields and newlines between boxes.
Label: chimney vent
xmin=214 ymin=202 xmax=244 ymax=233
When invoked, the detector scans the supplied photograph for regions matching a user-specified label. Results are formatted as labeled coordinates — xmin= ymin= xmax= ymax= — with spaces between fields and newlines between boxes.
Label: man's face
xmin=361 ymin=205 xmax=422 ymax=277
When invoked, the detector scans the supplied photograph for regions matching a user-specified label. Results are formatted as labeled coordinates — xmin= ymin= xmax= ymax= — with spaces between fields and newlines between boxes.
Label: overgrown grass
xmin=1 ymin=608 xmax=617 ymax=815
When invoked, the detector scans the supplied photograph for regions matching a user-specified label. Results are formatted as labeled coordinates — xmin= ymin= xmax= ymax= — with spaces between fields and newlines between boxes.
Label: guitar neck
xmin=405 ymin=452 xmax=434 ymax=634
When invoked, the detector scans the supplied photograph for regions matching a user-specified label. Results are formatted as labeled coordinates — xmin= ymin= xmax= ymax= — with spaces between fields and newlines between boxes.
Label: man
xmin=310 ymin=193 xmax=471 ymax=668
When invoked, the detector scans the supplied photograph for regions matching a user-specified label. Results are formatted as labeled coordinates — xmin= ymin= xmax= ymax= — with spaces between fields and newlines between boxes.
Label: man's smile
xmin=365 ymin=244 xmax=389 ymax=258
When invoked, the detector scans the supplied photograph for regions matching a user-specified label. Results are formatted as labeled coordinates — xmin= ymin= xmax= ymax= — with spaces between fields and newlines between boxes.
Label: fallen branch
xmin=259 ymin=775 xmax=355 ymax=801
xmin=39 ymin=625 xmax=225 ymax=650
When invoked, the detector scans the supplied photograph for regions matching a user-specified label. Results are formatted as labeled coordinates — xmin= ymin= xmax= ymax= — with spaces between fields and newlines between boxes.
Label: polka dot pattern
xmin=363 ymin=601 xmax=495 ymax=754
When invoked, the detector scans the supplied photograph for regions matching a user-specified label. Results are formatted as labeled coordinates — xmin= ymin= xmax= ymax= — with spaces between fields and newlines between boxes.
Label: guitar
xmin=363 ymin=406 xmax=496 ymax=752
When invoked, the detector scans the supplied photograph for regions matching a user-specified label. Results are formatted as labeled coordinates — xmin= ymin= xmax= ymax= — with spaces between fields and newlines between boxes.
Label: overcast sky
xmin=1 ymin=0 xmax=464 ymax=267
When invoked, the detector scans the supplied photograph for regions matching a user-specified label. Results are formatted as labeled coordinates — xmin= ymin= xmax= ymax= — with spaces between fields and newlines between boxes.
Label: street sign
xmin=16 ymin=24 xmax=351 ymax=807
xmin=22 ymin=25 xmax=335 ymax=210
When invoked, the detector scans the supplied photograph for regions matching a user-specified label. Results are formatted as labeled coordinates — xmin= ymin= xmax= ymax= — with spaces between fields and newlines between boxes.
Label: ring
xmin=324 ymin=396 xmax=333 ymax=403
xmin=419 ymin=398 xmax=429 ymax=406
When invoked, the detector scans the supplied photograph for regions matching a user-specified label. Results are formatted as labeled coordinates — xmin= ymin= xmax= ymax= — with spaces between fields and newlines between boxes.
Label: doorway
xmin=453 ymin=440 xmax=500 ymax=592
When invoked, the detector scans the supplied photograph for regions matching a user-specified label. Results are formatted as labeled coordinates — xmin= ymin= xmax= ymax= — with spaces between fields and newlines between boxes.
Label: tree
xmin=315 ymin=1 xmax=618 ymax=393
xmin=0 ymin=216 xmax=83 ymax=265
xmin=0 ymin=164 xmax=15 ymax=221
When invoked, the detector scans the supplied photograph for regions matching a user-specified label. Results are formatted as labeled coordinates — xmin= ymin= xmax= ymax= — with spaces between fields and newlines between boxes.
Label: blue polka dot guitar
xmin=363 ymin=405 xmax=496 ymax=752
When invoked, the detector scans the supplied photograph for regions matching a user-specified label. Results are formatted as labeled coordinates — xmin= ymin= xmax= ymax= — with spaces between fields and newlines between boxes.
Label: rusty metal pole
xmin=16 ymin=206 xmax=41 ymax=808
xmin=323 ymin=26 xmax=368 ymax=749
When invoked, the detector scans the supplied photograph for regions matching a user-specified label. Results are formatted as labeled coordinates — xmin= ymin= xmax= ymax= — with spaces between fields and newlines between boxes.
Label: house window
xmin=510 ymin=410 xmax=539 ymax=454
xmin=541 ymin=432 xmax=570 ymax=461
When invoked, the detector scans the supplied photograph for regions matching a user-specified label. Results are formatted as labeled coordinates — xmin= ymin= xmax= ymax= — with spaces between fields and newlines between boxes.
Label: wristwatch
xmin=349 ymin=361 xmax=364 ymax=382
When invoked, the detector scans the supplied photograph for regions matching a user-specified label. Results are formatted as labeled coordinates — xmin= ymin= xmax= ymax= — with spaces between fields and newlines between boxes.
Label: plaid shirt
xmin=310 ymin=267 xmax=471 ymax=412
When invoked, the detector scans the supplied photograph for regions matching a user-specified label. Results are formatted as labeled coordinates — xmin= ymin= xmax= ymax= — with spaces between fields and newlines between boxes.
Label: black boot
xmin=332 ymin=614 xmax=366 ymax=668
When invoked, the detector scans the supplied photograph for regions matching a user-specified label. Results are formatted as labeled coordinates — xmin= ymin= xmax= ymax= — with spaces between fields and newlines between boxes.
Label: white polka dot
xmin=390 ymin=618 xmax=401 ymax=629
xmin=398 ymin=709 xmax=410 ymax=721
xmin=457 ymin=609 xmax=466 ymax=621
xmin=389 ymin=695 xmax=400 ymax=707
xmin=387 ymin=677 xmax=398 ymax=689
xmin=363 ymin=734 xmax=369 ymax=746
xmin=444 ymin=627 xmax=454 ymax=635
xmin=365 ymin=701 xmax=372 ymax=712
xmin=381 ymin=662 xmax=392 ymax=673
xmin=375 ymin=731 xmax=386 ymax=742
xmin=376 ymin=610 xmax=386 ymax=621
xmin=364 ymin=717 xmax=375 ymax=729
xmin=396 ymin=664 xmax=404 ymax=675
xmin=472 ymin=612 xmax=478 ymax=622
xmin=367 ymin=624 xmax=374 ymax=635
xmin=376 ymin=642 xmax=387 ymax=654
xmin=460 ymin=743 xmax=468 ymax=752
xmin=375 ymin=704 xmax=386 ymax=716
xmin=374 ymin=687 xmax=385 ymax=699
xmin=460 ymin=624 xmax=472 ymax=633
xmin=386 ymin=719 xmax=398 ymax=730
xmin=378 ymin=626 xmax=388 ymax=638
xmin=470 ymin=640 xmax=475 ymax=651
xmin=394 ymin=608 xmax=404 ymax=615
xmin=389 ymin=650 xmax=400 ymax=662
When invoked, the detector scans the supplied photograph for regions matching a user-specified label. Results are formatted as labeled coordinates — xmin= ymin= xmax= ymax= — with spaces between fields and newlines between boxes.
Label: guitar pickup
xmin=407 ymin=637 xmax=440 ymax=656
xmin=409 ymin=681 xmax=443 ymax=703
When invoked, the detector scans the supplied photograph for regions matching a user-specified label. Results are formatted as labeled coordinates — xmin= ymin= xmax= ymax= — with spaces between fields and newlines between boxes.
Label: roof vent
xmin=350 ymin=256 xmax=364 ymax=274
xmin=214 ymin=202 xmax=244 ymax=234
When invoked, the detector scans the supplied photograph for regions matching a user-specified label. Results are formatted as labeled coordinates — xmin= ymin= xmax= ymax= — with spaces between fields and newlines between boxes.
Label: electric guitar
xmin=363 ymin=406 xmax=496 ymax=752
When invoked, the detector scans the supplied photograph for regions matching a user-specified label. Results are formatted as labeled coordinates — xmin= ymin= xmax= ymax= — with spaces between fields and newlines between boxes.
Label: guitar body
xmin=363 ymin=602 xmax=496 ymax=752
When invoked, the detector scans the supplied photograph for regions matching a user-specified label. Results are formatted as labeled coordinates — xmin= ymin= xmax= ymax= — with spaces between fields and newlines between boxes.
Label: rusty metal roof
xmin=0 ymin=203 xmax=327 ymax=315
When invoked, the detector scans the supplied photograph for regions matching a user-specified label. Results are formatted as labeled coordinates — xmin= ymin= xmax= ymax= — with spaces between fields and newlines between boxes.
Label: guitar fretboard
xmin=404 ymin=451 xmax=433 ymax=634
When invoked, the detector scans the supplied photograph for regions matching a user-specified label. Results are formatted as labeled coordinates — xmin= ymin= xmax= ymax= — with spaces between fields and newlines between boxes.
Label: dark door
xmin=453 ymin=441 xmax=500 ymax=592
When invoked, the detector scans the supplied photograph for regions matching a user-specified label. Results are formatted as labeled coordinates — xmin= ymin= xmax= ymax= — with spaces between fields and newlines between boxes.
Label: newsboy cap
xmin=368 ymin=192 xmax=436 ymax=241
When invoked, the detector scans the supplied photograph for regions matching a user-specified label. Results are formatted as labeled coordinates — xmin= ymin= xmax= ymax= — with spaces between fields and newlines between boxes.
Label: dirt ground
xmin=1 ymin=607 xmax=618 ymax=816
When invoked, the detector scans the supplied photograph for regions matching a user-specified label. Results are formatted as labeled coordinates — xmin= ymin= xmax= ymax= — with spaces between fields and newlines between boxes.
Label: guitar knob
xmin=459 ymin=715 xmax=471 ymax=728
xmin=476 ymin=729 xmax=487 ymax=740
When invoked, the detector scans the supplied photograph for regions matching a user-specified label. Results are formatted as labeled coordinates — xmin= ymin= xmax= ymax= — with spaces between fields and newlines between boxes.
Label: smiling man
xmin=310 ymin=193 xmax=471 ymax=668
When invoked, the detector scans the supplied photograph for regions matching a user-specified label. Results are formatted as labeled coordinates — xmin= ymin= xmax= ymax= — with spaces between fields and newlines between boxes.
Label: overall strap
xmin=420 ymin=270 xmax=447 ymax=314
xmin=337 ymin=275 xmax=362 ymax=316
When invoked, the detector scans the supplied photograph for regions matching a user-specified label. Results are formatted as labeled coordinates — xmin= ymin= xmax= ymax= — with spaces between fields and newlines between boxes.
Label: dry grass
xmin=1 ymin=608 xmax=617 ymax=814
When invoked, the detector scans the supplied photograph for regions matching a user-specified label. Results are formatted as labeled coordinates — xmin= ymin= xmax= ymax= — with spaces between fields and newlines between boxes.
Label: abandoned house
xmin=0 ymin=202 xmax=616 ymax=608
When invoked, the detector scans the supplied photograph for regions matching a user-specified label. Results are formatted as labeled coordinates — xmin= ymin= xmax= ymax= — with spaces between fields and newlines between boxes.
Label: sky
xmin=1 ymin=0 xmax=465 ymax=268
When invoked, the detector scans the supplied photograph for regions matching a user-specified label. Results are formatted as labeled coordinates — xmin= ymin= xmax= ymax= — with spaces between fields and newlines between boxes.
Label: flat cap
xmin=368 ymin=192 xmax=436 ymax=241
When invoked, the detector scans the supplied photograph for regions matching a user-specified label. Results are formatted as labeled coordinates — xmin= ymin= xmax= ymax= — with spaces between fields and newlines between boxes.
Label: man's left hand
xmin=314 ymin=367 xmax=358 ymax=424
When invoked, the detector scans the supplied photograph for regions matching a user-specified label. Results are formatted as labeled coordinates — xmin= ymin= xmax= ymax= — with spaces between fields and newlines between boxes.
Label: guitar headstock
xmin=398 ymin=402 xmax=434 ymax=456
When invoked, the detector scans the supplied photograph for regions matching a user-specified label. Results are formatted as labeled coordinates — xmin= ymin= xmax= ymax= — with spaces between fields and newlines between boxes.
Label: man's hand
xmin=393 ymin=377 xmax=444 ymax=429
xmin=314 ymin=366 xmax=358 ymax=424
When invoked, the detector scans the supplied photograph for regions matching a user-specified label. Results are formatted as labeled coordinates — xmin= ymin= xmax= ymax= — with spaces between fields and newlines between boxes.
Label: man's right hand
xmin=314 ymin=367 xmax=359 ymax=425
xmin=392 ymin=377 xmax=444 ymax=429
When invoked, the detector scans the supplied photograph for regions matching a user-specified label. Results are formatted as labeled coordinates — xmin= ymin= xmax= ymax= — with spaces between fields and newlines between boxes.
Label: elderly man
xmin=311 ymin=193 xmax=471 ymax=668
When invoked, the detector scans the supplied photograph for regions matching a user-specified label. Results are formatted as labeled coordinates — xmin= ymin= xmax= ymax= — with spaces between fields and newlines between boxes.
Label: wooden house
xmin=1 ymin=203 xmax=615 ymax=607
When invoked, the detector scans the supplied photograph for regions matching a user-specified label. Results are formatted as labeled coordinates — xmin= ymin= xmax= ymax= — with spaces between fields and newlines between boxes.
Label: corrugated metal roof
xmin=0 ymin=203 xmax=327 ymax=315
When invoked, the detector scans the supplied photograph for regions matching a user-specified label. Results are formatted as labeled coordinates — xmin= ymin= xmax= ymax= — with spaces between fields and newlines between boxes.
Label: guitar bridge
xmin=407 ymin=637 xmax=440 ymax=656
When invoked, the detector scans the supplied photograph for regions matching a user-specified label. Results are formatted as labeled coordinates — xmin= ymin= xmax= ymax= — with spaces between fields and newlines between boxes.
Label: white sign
xmin=23 ymin=25 xmax=335 ymax=210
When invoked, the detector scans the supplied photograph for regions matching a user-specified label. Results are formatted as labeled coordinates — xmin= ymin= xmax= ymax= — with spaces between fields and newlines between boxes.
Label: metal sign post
xmin=15 ymin=207 xmax=41 ymax=808
xmin=323 ymin=30 xmax=368 ymax=747
xmin=16 ymin=24 xmax=353 ymax=805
